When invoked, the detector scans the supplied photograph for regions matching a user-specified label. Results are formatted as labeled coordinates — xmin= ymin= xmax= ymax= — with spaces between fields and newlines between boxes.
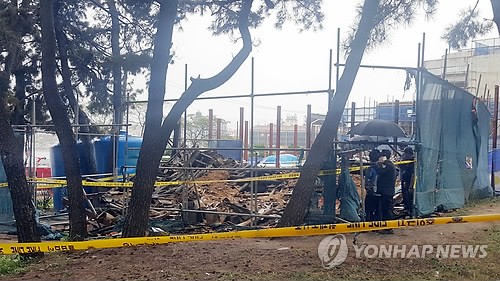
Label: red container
xmin=36 ymin=167 xmax=51 ymax=178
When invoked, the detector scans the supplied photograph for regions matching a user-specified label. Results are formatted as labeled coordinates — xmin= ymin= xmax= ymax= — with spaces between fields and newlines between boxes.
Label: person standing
xmin=364 ymin=149 xmax=381 ymax=221
xmin=400 ymin=147 xmax=415 ymax=214
xmin=376 ymin=149 xmax=397 ymax=233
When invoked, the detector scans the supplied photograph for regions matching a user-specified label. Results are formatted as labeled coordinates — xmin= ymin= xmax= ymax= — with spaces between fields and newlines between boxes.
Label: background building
xmin=425 ymin=38 xmax=500 ymax=97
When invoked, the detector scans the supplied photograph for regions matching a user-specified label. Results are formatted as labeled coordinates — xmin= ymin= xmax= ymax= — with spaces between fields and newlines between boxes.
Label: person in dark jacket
xmin=376 ymin=149 xmax=396 ymax=233
xmin=364 ymin=149 xmax=381 ymax=221
xmin=400 ymin=146 xmax=415 ymax=213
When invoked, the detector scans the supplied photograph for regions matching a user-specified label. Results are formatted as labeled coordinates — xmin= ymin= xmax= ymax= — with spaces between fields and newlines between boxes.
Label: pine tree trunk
xmin=122 ymin=0 xmax=253 ymax=237
xmin=0 ymin=27 xmax=41 ymax=252
xmin=121 ymin=0 xmax=178 ymax=237
xmin=54 ymin=4 xmax=97 ymax=177
xmin=40 ymin=0 xmax=87 ymax=240
xmin=0 ymin=101 xmax=42 ymax=251
xmin=278 ymin=0 xmax=381 ymax=227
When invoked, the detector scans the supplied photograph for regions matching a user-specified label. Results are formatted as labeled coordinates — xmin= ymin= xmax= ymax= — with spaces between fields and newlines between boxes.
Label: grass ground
xmin=1 ymin=196 xmax=500 ymax=281
xmin=0 ymin=256 xmax=24 ymax=276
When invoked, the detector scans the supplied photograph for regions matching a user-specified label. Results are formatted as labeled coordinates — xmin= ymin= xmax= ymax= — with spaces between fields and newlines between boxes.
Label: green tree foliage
xmin=442 ymin=0 xmax=493 ymax=50
xmin=54 ymin=0 xmax=155 ymax=119
xmin=344 ymin=0 xmax=437 ymax=54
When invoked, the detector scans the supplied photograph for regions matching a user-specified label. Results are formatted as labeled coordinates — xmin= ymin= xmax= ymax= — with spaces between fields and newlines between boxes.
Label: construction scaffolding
xmin=0 ymin=30 xmax=495 ymax=235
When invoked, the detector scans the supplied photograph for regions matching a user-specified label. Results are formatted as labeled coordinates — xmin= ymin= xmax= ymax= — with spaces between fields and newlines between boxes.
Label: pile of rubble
xmin=89 ymin=150 xmax=297 ymax=236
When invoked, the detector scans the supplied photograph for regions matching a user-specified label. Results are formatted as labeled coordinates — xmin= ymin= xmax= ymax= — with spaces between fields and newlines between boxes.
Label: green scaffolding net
xmin=0 ymin=158 xmax=15 ymax=232
xmin=415 ymin=70 xmax=493 ymax=216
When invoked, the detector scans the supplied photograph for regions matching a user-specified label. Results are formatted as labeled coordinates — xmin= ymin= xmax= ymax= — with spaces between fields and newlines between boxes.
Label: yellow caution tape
xmin=35 ymin=184 xmax=66 ymax=189
xmin=91 ymin=174 xmax=137 ymax=182
xmin=0 ymin=213 xmax=498 ymax=255
xmin=0 ymin=160 xmax=416 ymax=189
xmin=0 ymin=182 xmax=64 ymax=189
xmin=31 ymin=178 xmax=68 ymax=184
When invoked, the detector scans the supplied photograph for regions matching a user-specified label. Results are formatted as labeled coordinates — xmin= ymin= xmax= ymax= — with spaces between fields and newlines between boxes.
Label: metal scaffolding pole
xmin=412 ymin=37 xmax=424 ymax=219
xmin=30 ymin=96 xmax=36 ymax=201
xmin=208 ymin=109 xmax=213 ymax=140
xmin=12 ymin=124 xmax=131 ymax=128
xmin=123 ymin=91 xmax=131 ymax=215
xmin=182 ymin=63 xmax=190 ymax=222
xmin=328 ymin=49 xmax=333 ymax=111
xmin=306 ymin=104 xmax=311 ymax=149
xmin=25 ymin=45 xmax=448 ymax=228
xmin=335 ymin=28 xmax=340 ymax=142
xmin=250 ymin=57 xmax=256 ymax=225
xmin=276 ymin=106 xmax=281 ymax=168
xmin=127 ymin=89 xmax=328 ymax=104
xmin=268 ymin=123 xmax=273 ymax=156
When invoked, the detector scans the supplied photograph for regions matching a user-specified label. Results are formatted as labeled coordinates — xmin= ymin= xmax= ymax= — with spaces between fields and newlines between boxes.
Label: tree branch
xmin=160 ymin=0 xmax=253 ymax=135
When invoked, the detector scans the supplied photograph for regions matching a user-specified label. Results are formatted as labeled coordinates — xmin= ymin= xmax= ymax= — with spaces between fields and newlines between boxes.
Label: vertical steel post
xmin=442 ymin=49 xmax=448 ymax=79
xmin=335 ymin=28 xmax=340 ymax=141
xmin=268 ymin=123 xmax=273 ymax=157
xmin=492 ymin=86 xmax=499 ymax=189
xmin=276 ymin=106 xmax=281 ymax=168
xmin=216 ymin=118 xmax=222 ymax=140
xmin=125 ymin=92 xmax=130 ymax=177
xmin=183 ymin=64 xmax=188 ymax=148
xmin=75 ymin=87 xmax=79 ymax=139
xmin=306 ymin=104 xmax=311 ymax=149
xmin=328 ymin=49 xmax=333 ymax=112
xmin=244 ymin=121 xmax=249 ymax=161
xmin=476 ymin=74 xmax=483 ymax=97
xmin=335 ymin=28 xmax=340 ymax=90
xmin=31 ymin=96 xmax=36 ymax=199
xmin=487 ymin=90 xmax=491 ymax=110
xmin=239 ymin=107 xmax=244 ymax=141
xmin=465 ymin=64 xmax=470 ymax=90
xmin=413 ymin=42 xmax=422 ymax=218
xmin=250 ymin=57 xmax=256 ymax=223
xmin=394 ymin=99 xmax=400 ymax=145
xmin=293 ymin=124 xmax=298 ymax=151
xmin=350 ymin=102 xmax=356 ymax=137
xmin=363 ymin=96 xmax=366 ymax=121
xmin=250 ymin=58 xmax=255 ymax=152
xmin=208 ymin=109 xmax=213 ymax=141
xmin=182 ymin=63 xmax=189 ymax=220
xmin=239 ymin=107 xmax=244 ymax=164
xmin=421 ymin=33 xmax=426 ymax=67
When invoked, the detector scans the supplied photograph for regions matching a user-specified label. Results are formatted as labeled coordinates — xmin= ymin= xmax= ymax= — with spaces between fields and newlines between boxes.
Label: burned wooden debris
xmin=57 ymin=149 xmax=297 ymax=236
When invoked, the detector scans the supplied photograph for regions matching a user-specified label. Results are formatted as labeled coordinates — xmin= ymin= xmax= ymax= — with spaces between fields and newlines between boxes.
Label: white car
xmin=257 ymin=154 xmax=299 ymax=168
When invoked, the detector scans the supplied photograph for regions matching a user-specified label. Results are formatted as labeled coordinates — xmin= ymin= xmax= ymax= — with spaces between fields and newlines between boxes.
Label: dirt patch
xmin=4 ymin=198 xmax=500 ymax=281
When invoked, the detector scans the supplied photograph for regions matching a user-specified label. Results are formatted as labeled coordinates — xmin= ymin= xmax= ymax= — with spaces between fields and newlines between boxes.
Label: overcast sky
xmin=131 ymin=0 xmax=496 ymax=129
